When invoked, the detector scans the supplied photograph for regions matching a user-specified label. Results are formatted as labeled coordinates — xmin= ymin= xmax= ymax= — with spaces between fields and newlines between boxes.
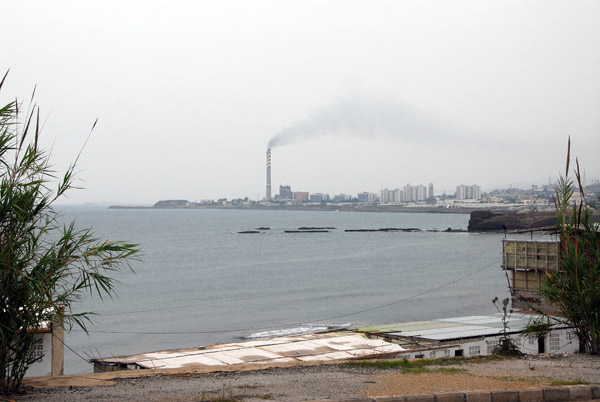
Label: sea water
xmin=55 ymin=205 xmax=531 ymax=374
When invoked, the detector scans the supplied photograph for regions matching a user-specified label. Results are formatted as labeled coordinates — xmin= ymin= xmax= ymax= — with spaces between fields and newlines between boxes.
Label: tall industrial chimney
xmin=266 ymin=148 xmax=272 ymax=201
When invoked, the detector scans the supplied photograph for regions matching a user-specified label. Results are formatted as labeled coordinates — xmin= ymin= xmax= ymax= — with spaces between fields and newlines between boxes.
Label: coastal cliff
xmin=467 ymin=210 xmax=557 ymax=232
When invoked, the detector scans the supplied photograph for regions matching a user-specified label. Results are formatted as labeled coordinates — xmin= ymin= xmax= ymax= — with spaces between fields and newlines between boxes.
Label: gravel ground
xmin=13 ymin=354 xmax=600 ymax=401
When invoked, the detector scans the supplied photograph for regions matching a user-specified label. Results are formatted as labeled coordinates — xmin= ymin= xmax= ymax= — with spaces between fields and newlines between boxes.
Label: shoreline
xmin=108 ymin=204 xmax=508 ymax=215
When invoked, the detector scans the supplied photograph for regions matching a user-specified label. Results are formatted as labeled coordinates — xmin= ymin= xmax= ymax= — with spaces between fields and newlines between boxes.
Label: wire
xmin=23 ymin=332 xmax=124 ymax=381
xmin=52 ymin=332 xmax=109 ymax=373
xmin=307 ymin=257 xmax=501 ymax=322
xmin=97 ymin=244 xmax=499 ymax=317
xmin=73 ymin=257 xmax=500 ymax=336
xmin=86 ymin=259 xmax=505 ymax=369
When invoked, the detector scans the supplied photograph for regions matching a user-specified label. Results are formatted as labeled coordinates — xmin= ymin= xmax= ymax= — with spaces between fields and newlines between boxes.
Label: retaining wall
xmin=312 ymin=384 xmax=600 ymax=402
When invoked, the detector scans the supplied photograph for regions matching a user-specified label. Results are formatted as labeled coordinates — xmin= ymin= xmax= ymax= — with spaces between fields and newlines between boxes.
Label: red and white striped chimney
xmin=266 ymin=148 xmax=272 ymax=201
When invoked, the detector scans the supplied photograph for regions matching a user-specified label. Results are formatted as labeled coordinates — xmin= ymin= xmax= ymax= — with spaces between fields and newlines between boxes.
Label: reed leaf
xmin=0 ymin=72 xmax=140 ymax=394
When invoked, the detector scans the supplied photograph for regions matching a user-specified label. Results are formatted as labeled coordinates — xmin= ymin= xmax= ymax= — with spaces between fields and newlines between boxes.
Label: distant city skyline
xmin=190 ymin=179 xmax=578 ymax=205
xmin=150 ymin=179 xmax=579 ymax=208
xmin=4 ymin=1 xmax=599 ymax=205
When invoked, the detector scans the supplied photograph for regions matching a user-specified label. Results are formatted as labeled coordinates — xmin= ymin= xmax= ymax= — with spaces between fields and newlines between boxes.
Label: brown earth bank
xmin=13 ymin=354 xmax=600 ymax=401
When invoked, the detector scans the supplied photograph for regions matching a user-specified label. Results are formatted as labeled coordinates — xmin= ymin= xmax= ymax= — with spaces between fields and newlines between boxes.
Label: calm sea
xmin=55 ymin=205 xmax=531 ymax=374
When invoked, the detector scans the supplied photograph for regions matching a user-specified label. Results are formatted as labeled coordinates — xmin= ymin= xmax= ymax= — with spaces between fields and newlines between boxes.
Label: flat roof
xmin=92 ymin=333 xmax=405 ymax=370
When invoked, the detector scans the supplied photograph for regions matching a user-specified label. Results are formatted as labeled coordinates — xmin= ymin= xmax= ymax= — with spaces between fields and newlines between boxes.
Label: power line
xmin=73 ymin=257 xmax=500 ymax=336
xmin=97 ymin=244 xmax=499 ymax=317
xmin=52 ymin=332 xmax=110 ymax=373
xmin=306 ymin=258 xmax=500 ymax=323
xmin=78 ymin=259 xmax=504 ymax=369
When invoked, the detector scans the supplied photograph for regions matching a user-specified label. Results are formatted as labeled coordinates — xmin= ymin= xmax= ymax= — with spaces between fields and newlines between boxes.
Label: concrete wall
xmin=393 ymin=328 xmax=578 ymax=361
xmin=316 ymin=384 xmax=600 ymax=401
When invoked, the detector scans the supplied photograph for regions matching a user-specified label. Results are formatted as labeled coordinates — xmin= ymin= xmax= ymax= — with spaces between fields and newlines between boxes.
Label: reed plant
xmin=526 ymin=138 xmax=600 ymax=354
xmin=0 ymin=72 xmax=139 ymax=394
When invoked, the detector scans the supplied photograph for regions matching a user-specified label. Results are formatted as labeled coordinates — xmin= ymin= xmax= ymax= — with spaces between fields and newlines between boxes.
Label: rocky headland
xmin=468 ymin=210 xmax=558 ymax=232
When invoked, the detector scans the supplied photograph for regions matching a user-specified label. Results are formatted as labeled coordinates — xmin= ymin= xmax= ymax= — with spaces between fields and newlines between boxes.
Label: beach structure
xmin=90 ymin=314 xmax=578 ymax=373
xmin=23 ymin=316 xmax=65 ymax=377
xmin=90 ymin=333 xmax=404 ymax=372
xmin=501 ymin=239 xmax=561 ymax=313
xmin=356 ymin=314 xmax=577 ymax=359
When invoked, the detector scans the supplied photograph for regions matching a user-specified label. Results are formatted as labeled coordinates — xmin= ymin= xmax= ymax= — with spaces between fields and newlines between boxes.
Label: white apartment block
xmin=381 ymin=184 xmax=429 ymax=203
xmin=456 ymin=184 xmax=481 ymax=200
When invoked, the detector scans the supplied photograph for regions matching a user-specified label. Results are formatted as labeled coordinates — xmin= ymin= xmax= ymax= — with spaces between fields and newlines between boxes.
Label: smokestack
xmin=266 ymin=148 xmax=272 ymax=201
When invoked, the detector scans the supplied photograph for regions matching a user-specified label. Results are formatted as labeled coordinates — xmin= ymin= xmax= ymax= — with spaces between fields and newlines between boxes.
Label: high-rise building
xmin=456 ymin=184 xmax=481 ymax=200
xmin=358 ymin=192 xmax=378 ymax=203
xmin=309 ymin=193 xmax=329 ymax=202
xmin=333 ymin=194 xmax=352 ymax=202
xmin=380 ymin=188 xmax=397 ymax=203
xmin=402 ymin=184 xmax=428 ymax=202
xmin=381 ymin=184 xmax=431 ymax=203
xmin=395 ymin=189 xmax=404 ymax=202
xmin=416 ymin=184 xmax=427 ymax=201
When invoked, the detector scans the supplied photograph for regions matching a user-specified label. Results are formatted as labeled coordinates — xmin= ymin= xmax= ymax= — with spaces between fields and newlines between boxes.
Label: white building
xmin=403 ymin=184 xmax=428 ymax=202
xmin=380 ymin=188 xmax=397 ymax=204
xmin=381 ymin=184 xmax=430 ymax=203
xmin=456 ymin=184 xmax=481 ymax=200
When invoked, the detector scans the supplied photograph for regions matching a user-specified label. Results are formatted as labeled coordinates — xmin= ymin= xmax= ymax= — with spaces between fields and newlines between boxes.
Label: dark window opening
xmin=538 ymin=336 xmax=545 ymax=354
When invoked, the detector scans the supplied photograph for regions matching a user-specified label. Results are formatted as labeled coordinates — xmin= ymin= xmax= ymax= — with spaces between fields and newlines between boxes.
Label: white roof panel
xmin=94 ymin=333 xmax=405 ymax=370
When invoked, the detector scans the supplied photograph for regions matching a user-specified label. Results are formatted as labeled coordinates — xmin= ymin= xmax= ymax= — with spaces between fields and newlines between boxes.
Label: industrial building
xmin=292 ymin=191 xmax=309 ymax=202
xmin=279 ymin=185 xmax=292 ymax=200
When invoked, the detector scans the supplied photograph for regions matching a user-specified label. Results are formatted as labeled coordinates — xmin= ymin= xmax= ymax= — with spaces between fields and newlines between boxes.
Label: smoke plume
xmin=268 ymin=97 xmax=455 ymax=149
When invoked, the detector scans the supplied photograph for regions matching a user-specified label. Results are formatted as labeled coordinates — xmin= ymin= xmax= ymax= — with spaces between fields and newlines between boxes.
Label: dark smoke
xmin=268 ymin=97 xmax=455 ymax=149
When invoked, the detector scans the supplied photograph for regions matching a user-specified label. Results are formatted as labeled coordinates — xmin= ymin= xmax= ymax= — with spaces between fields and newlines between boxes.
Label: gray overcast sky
xmin=3 ymin=0 xmax=599 ymax=204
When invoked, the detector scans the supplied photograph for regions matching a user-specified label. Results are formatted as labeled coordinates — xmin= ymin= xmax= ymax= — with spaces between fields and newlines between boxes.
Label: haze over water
xmin=58 ymin=206 xmax=538 ymax=374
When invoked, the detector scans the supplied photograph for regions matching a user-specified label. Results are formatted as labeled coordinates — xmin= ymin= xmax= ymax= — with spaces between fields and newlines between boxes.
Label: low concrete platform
xmin=91 ymin=332 xmax=405 ymax=372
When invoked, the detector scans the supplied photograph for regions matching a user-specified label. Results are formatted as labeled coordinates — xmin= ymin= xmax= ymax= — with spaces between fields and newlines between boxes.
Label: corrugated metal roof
xmin=356 ymin=321 xmax=461 ymax=333
xmin=436 ymin=315 xmax=506 ymax=325
xmin=389 ymin=325 xmax=504 ymax=340
xmin=93 ymin=314 xmax=553 ymax=371
xmin=359 ymin=314 xmax=534 ymax=341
